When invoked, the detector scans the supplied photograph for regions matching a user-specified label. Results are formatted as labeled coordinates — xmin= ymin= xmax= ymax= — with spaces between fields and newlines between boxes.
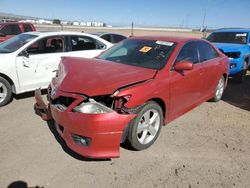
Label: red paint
xmin=35 ymin=36 xmax=229 ymax=158
xmin=0 ymin=22 xmax=36 ymax=43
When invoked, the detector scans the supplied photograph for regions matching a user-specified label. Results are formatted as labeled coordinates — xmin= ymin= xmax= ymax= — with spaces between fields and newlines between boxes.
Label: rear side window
xmin=197 ymin=41 xmax=218 ymax=62
xmin=23 ymin=24 xmax=33 ymax=32
xmin=175 ymin=41 xmax=199 ymax=64
xmin=113 ymin=34 xmax=126 ymax=43
xmin=1 ymin=24 xmax=21 ymax=35
xmin=70 ymin=35 xmax=105 ymax=51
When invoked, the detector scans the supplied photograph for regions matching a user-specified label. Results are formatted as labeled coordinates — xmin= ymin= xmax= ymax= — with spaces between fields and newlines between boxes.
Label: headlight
xmin=73 ymin=99 xmax=114 ymax=114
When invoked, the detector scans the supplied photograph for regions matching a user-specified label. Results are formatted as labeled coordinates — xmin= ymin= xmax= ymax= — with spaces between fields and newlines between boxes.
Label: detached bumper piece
xmin=34 ymin=89 xmax=52 ymax=121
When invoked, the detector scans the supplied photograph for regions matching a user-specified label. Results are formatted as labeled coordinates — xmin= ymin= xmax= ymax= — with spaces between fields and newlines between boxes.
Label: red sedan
xmin=35 ymin=36 xmax=229 ymax=159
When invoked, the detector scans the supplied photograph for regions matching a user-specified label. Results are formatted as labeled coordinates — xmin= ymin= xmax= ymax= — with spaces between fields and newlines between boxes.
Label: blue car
xmin=207 ymin=29 xmax=250 ymax=82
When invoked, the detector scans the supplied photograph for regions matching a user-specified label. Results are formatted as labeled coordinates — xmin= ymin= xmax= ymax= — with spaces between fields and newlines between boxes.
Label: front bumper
xmin=35 ymin=88 xmax=136 ymax=159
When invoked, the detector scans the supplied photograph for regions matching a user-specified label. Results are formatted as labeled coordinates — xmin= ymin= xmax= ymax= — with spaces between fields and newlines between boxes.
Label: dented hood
xmin=56 ymin=57 xmax=156 ymax=96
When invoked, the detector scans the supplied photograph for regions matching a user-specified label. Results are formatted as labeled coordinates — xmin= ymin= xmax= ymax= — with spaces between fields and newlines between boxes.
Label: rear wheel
xmin=127 ymin=101 xmax=163 ymax=150
xmin=234 ymin=61 xmax=248 ymax=83
xmin=0 ymin=77 xmax=12 ymax=107
xmin=211 ymin=76 xmax=225 ymax=102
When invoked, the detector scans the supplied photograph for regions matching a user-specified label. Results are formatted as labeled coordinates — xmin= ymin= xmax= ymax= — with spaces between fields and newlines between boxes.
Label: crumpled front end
xmin=35 ymin=85 xmax=136 ymax=159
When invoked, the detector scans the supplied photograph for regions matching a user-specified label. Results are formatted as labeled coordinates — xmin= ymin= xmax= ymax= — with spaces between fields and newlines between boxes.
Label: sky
xmin=1 ymin=0 xmax=250 ymax=28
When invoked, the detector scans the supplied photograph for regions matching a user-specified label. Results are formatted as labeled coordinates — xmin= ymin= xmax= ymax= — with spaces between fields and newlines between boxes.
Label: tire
xmin=210 ymin=76 xmax=225 ymax=102
xmin=127 ymin=101 xmax=163 ymax=150
xmin=234 ymin=61 xmax=248 ymax=83
xmin=0 ymin=76 xmax=12 ymax=107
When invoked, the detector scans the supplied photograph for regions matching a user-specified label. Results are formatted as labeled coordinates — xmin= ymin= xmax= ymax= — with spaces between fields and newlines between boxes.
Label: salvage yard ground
xmin=0 ymin=27 xmax=250 ymax=188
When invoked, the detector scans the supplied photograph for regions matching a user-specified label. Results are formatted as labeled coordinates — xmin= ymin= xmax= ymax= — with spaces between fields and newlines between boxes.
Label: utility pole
xmin=201 ymin=0 xmax=210 ymax=38
xmin=131 ymin=22 xmax=134 ymax=37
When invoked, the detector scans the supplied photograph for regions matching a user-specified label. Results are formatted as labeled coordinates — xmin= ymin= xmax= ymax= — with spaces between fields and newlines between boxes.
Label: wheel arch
xmin=0 ymin=73 xmax=16 ymax=93
xmin=147 ymin=97 xmax=166 ymax=118
xmin=121 ymin=97 xmax=166 ymax=144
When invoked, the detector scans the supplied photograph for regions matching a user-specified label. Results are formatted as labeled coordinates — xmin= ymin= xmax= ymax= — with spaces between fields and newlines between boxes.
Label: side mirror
xmin=20 ymin=50 xmax=29 ymax=58
xmin=0 ymin=32 xmax=6 ymax=37
xmin=174 ymin=60 xmax=193 ymax=72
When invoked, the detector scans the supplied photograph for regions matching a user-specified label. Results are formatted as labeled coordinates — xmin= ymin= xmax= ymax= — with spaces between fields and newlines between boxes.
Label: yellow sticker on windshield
xmin=139 ymin=46 xmax=152 ymax=53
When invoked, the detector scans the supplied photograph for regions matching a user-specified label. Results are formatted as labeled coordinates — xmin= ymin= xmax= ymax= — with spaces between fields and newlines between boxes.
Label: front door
xmin=169 ymin=41 xmax=205 ymax=118
xmin=16 ymin=36 xmax=68 ymax=91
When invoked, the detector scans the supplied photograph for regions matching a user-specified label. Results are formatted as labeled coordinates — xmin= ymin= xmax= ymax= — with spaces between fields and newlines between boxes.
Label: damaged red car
xmin=35 ymin=36 xmax=229 ymax=159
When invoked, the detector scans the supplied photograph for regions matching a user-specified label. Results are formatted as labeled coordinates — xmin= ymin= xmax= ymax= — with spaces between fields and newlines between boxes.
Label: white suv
xmin=0 ymin=31 xmax=113 ymax=106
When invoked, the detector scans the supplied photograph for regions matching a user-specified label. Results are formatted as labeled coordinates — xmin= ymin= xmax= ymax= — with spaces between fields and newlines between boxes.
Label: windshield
xmin=0 ymin=33 xmax=38 ymax=53
xmin=207 ymin=32 xmax=248 ymax=44
xmin=98 ymin=39 xmax=175 ymax=70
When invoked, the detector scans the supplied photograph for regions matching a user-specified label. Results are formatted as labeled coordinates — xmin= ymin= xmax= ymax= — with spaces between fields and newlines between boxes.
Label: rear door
xmin=169 ymin=41 xmax=205 ymax=118
xmin=197 ymin=41 xmax=221 ymax=98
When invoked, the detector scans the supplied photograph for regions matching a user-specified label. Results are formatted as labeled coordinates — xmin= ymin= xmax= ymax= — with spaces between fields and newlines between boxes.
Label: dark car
xmin=91 ymin=32 xmax=126 ymax=44
xmin=35 ymin=36 xmax=229 ymax=159
xmin=0 ymin=22 xmax=36 ymax=43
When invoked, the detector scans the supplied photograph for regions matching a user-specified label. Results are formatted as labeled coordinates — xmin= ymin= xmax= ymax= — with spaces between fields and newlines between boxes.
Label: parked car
xmin=0 ymin=22 xmax=36 ymax=43
xmin=207 ymin=29 xmax=250 ymax=82
xmin=35 ymin=36 xmax=229 ymax=158
xmin=90 ymin=32 xmax=127 ymax=43
xmin=0 ymin=31 xmax=113 ymax=106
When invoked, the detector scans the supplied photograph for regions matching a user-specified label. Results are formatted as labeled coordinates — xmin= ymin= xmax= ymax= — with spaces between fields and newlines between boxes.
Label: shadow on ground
xmin=223 ymin=75 xmax=250 ymax=111
xmin=46 ymin=120 xmax=111 ymax=162
xmin=7 ymin=180 xmax=44 ymax=188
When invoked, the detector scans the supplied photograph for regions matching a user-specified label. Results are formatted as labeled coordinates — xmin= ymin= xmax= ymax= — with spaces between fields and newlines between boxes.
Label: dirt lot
xmin=0 ymin=28 xmax=250 ymax=188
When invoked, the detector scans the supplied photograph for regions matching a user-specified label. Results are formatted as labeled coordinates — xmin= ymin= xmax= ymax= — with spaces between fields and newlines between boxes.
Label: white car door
xmin=16 ymin=36 xmax=69 ymax=91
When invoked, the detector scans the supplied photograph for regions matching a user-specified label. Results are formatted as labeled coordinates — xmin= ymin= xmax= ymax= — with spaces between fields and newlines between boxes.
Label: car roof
xmin=90 ymin=32 xmax=126 ymax=36
xmin=24 ymin=31 xmax=102 ymax=38
xmin=213 ymin=28 xmax=250 ymax=33
xmin=0 ymin=22 xmax=33 ymax=25
xmin=129 ymin=35 xmax=201 ymax=43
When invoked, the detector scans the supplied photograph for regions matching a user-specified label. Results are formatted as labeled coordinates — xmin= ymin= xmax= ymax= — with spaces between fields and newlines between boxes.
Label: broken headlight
xmin=73 ymin=99 xmax=114 ymax=114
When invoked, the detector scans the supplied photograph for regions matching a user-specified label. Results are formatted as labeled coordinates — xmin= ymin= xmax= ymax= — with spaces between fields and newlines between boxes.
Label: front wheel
xmin=0 ymin=77 xmax=12 ymax=107
xmin=210 ymin=76 xmax=225 ymax=102
xmin=127 ymin=101 xmax=163 ymax=150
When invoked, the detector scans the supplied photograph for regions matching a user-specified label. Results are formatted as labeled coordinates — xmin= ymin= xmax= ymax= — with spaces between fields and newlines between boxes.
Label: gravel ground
xmin=0 ymin=76 xmax=249 ymax=188
xmin=0 ymin=28 xmax=249 ymax=188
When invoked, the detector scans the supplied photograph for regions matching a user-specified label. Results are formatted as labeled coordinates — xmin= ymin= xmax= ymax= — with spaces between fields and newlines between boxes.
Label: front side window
xmin=0 ymin=33 xmax=38 ymax=53
xmin=197 ymin=41 xmax=218 ymax=62
xmin=27 ymin=36 xmax=65 ymax=54
xmin=1 ymin=25 xmax=21 ymax=35
xmin=99 ymin=39 xmax=176 ymax=70
xmin=26 ymin=36 xmax=65 ymax=54
xmin=207 ymin=32 xmax=248 ymax=44
xmin=175 ymin=42 xmax=199 ymax=64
